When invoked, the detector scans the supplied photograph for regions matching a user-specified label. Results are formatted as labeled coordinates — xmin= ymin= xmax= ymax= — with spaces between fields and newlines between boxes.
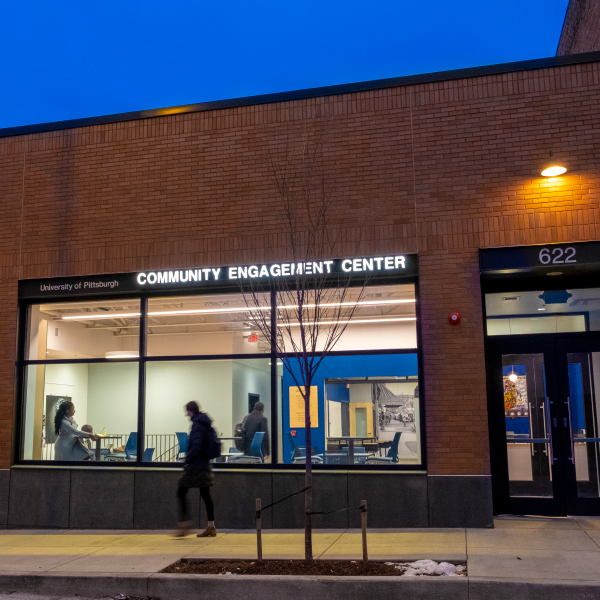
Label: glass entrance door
xmin=488 ymin=337 xmax=566 ymax=516
xmin=555 ymin=338 xmax=600 ymax=515
xmin=489 ymin=335 xmax=600 ymax=516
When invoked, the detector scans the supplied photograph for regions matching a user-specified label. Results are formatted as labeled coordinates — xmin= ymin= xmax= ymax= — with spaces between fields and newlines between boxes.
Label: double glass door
xmin=488 ymin=334 xmax=600 ymax=516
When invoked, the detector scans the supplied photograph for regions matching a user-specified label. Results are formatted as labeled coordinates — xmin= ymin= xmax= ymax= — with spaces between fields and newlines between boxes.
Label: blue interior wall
xmin=281 ymin=353 xmax=418 ymax=462
xmin=568 ymin=363 xmax=586 ymax=431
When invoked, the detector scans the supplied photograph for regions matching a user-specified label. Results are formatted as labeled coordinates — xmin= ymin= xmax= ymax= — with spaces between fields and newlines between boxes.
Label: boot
xmin=197 ymin=526 xmax=217 ymax=537
xmin=173 ymin=521 xmax=192 ymax=537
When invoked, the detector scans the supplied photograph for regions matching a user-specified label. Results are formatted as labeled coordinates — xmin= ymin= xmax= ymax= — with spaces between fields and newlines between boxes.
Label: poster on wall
xmin=503 ymin=375 xmax=529 ymax=418
xmin=372 ymin=383 xmax=416 ymax=441
xmin=45 ymin=395 xmax=72 ymax=445
xmin=289 ymin=386 xmax=319 ymax=428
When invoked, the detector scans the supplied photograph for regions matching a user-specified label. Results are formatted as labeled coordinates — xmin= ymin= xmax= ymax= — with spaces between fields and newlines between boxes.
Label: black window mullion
xmin=137 ymin=297 xmax=148 ymax=463
xmin=270 ymin=290 xmax=278 ymax=465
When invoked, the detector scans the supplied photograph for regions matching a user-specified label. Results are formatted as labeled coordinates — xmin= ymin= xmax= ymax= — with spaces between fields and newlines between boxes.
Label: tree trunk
xmin=304 ymin=384 xmax=313 ymax=561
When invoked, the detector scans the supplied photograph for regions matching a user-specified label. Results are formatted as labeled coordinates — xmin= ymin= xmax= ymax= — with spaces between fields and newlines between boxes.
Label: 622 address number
xmin=539 ymin=247 xmax=577 ymax=265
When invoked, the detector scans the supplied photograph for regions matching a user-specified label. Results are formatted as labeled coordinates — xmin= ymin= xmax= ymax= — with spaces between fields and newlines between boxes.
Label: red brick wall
xmin=1 ymin=61 xmax=600 ymax=474
xmin=557 ymin=0 xmax=600 ymax=56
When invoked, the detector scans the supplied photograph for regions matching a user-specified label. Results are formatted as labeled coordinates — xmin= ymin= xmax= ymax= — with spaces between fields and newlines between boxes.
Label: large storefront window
xmin=19 ymin=267 xmax=421 ymax=468
xmin=22 ymin=362 xmax=139 ymax=461
xmin=147 ymin=293 xmax=270 ymax=356
xmin=144 ymin=359 xmax=271 ymax=462
xmin=278 ymin=353 xmax=420 ymax=465
xmin=28 ymin=300 xmax=140 ymax=359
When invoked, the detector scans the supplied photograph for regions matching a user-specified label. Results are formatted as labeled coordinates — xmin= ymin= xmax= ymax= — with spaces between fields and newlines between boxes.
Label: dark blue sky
xmin=1 ymin=1 xmax=569 ymax=129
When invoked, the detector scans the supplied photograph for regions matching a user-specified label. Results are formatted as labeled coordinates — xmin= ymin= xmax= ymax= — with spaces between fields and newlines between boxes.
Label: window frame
xmin=14 ymin=274 xmax=426 ymax=471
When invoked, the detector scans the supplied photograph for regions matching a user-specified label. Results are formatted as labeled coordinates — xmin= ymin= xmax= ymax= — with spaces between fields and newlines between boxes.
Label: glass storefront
xmin=19 ymin=279 xmax=421 ymax=468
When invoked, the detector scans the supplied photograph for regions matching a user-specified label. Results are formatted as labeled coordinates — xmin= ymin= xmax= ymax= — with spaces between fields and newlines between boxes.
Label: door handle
xmin=565 ymin=397 xmax=575 ymax=464
xmin=545 ymin=397 xmax=556 ymax=463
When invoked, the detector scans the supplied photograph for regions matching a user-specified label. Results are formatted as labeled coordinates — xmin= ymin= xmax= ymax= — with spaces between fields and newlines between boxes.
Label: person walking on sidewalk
xmin=174 ymin=401 xmax=217 ymax=537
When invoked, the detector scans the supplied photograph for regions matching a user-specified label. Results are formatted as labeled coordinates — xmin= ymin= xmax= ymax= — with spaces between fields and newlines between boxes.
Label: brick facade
xmin=558 ymin=0 xmax=600 ymax=56
xmin=1 ymin=59 xmax=600 ymax=475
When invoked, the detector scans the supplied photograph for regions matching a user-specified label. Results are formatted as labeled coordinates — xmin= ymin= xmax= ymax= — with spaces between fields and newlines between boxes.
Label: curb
xmin=0 ymin=572 xmax=598 ymax=600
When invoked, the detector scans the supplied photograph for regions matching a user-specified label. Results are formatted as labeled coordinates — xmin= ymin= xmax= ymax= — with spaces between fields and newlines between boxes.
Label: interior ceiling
xmin=486 ymin=288 xmax=600 ymax=317
xmin=38 ymin=284 xmax=416 ymax=336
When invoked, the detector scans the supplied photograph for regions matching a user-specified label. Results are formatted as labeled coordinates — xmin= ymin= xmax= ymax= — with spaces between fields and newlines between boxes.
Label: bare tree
xmin=240 ymin=121 xmax=366 ymax=560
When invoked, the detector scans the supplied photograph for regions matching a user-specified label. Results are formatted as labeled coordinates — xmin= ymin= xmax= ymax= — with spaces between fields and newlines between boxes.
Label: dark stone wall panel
xmin=428 ymin=475 xmax=493 ymax=528
xmin=8 ymin=468 xmax=70 ymax=528
xmin=70 ymin=469 xmax=134 ymax=529
xmin=348 ymin=473 xmax=428 ymax=528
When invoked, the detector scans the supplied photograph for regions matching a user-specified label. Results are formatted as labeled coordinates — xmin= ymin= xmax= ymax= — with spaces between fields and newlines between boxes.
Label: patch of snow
xmin=396 ymin=560 xmax=466 ymax=577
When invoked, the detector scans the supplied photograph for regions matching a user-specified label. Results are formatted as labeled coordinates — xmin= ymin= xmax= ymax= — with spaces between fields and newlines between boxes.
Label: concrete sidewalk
xmin=0 ymin=516 xmax=600 ymax=598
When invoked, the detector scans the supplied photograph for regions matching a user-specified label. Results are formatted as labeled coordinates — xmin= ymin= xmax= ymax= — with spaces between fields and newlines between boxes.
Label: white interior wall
xmin=46 ymin=317 xmax=129 ymax=359
xmin=285 ymin=321 xmax=417 ymax=352
xmin=86 ymin=363 xmax=139 ymax=435
xmin=328 ymin=400 xmax=342 ymax=437
xmin=231 ymin=360 xmax=271 ymax=434
xmin=42 ymin=363 xmax=90 ymax=437
xmin=145 ymin=361 xmax=233 ymax=438
xmin=349 ymin=384 xmax=371 ymax=403
xmin=146 ymin=331 xmax=264 ymax=356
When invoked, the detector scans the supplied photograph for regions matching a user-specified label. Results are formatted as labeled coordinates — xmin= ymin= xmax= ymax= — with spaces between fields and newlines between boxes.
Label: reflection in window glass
xmin=279 ymin=353 xmax=420 ymax=466
xmin=147 ymin=293 xmax=270 ymax=356
xmin=485 ymin=288 xmax=600 ymax=335
xmin=22 ymin=362 xmax=139 ymax=461
xmin=144 ymin=359 xmax=271 ymax=462
xmin=280 ymin=284 xmax=416 ymax=351
xmin=28 ymin=300 xmax=140 ymax=359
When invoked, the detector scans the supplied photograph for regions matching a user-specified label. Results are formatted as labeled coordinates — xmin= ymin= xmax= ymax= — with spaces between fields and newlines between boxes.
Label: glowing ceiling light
xmin=280 ymin=317 xmax=417 ymax=327
xmin=62 ymin=298 xmax=415 ymax=320
xmin=541 ymin=165 xmax=567 ymax=177
xmin=105 ymin=351 xmax=139 ymax=359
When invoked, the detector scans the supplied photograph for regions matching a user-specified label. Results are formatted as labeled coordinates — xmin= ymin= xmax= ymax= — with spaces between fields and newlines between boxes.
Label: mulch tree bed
xmin=161 ymin=558 xmax=466 ymax=577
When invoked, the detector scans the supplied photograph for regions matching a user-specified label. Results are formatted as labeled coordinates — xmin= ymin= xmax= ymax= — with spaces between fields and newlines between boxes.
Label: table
xmin=327 ymin=437 xmax=375 ymax=463
xmin=94 ymin=436 xmax=121 ymax=461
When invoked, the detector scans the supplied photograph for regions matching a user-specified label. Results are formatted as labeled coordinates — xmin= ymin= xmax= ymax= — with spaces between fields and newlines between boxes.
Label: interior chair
xmin=105 ymin=432 xmax=138 ymax=461
xmin=287 ymin=432 xmax=318 ymax=462
xmin=143 ymin=448 xmax=154 ymax=462
xmin=292 ymin=448 xmax=324 ymax=464
xmin=175 ymin=432 xmax=188 ymax=461
xmin=366 ymin=432 xmax=402 ymax=464
xmin=228 ymin=432 xmax=265 ymax=464
xmin=342 ymin=446 xmax=369 ymax=464
xmin=226 ymin=446 xmax=243 ymax=462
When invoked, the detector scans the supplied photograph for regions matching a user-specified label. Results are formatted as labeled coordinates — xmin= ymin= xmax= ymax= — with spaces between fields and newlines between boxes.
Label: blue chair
xmin=366 ymin=432 xmax=402 ymax=464
xmin=229 ymin=432 xmax=265 ymax=463
xmin=105 ymin=432 xmax=138 ymax=461
xmin=143 ymin=448 xmax=154 ymax=462
xmin=287 ymin=432 xmax=317 ymax=462
xmin=175 ymin=432 xmax=188 ymax=461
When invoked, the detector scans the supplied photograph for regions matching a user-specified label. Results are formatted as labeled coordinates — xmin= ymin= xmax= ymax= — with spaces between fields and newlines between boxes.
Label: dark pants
xmin=177 ymin=484 xmax=214 ymax=522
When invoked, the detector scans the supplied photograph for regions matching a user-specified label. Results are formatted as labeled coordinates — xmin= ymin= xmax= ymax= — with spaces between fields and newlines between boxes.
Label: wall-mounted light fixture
xmin=541 ymin=151 xmax=567 ymax=177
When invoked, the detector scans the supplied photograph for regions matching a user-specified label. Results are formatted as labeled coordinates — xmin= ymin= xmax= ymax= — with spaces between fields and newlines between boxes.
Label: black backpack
xmin=233 ymin=416 xmax=248 ymax=451
xmin=203 ymin=423 xmax=222 ymax=460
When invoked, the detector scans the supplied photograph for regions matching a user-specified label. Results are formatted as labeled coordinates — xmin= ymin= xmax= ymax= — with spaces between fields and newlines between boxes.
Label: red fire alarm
xmin=248 ymin=334 xmax=258 ymax=342
xmin=449 ymin=312 xmax=461 ymax=325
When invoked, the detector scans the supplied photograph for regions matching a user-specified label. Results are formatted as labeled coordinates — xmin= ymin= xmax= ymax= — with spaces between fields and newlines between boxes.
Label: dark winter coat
xmin=243 ymin=409 xmax=270 ymax=457
xmin=184 ymin=412 xmax=213 ymax=473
